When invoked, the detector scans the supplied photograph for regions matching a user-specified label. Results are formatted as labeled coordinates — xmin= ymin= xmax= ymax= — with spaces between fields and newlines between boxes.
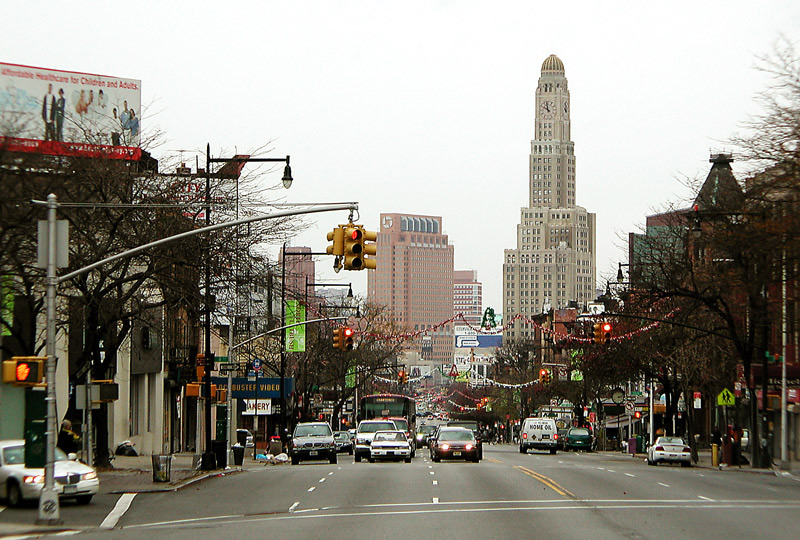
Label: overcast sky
xmin=4 ymin=1 xmax=800 ymax=314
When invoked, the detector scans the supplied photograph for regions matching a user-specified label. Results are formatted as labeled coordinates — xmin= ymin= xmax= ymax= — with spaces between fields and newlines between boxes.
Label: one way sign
xmin=717 ymin=388 xmax=735 ymax=406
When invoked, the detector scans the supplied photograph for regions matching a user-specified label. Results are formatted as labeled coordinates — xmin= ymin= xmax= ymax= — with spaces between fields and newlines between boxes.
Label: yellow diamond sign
xmin=717 ymin=388 xmax=735 ymax=406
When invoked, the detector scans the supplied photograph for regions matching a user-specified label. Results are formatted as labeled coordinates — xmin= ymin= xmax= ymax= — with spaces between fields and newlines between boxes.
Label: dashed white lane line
xmin=433 ymin=497 xmax=439 ymax=504
xmin=625 ymin=473 xmax=636 ymax=477
xmin=429 ymin=471 xmax=435 ymax=475
xmin=698 ymin=496 xmax=715 ymax=501
xmin=329 ymin=472 xmax=334 ymax=476
xmin=433 ymin=480 xmax=438 ymax=485
xmin=100 ymin=493 xmax=137 ymax=530
xmin=319 ymin=478 xmax=326 ymax=483
xmin=289 ymin=502 xmax=300 ymax=513
xmin=658 ymin=482 xmax=670 ymax=488
xmin=308 ymin=486 xmax=316 ymax=492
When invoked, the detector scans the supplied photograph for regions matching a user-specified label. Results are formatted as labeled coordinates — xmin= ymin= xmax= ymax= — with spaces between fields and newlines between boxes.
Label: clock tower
xmin=502 ymin=54 xmax=596 ymax=334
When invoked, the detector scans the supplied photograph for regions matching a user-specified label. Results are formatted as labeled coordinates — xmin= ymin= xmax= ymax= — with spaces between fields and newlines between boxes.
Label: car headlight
xmin=82 ymin=471 xmax=97 ymax=481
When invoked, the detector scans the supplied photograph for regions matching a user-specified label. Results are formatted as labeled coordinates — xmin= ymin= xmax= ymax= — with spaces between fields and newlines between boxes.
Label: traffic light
xmin=2 ymin=357 xmax=45 ymax=386
xmin=591 ymin=322 xmax=602 ymax=344
xmin=539 ymin=368 xmax=550 ymax=384
xmin=343 ymin=225 xmax=364 ymax=270
xmin=362 ymin=228 xmax=377 ymax=270
xmin=599 ymin=322 xmax=613 ymax=344
xmin=333 ymin=327 xmax=343 ymax=350
xmin=634 ymin=410 xmax=642 ymax=419
xmin=343 ymin=327 xmax=354 ymax=350
xmin=398 ymin=370 xmax=406 ymax=384
xmin=326 ymin=226 xmax=345 ymax=271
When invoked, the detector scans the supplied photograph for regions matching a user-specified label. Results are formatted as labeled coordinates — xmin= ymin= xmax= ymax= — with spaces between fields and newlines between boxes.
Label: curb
xmin=108 ymin=466 xmax=246 ymax=494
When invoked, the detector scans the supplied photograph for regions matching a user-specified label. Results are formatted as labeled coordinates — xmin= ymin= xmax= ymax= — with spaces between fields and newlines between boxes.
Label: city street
xmin=2 ymin=445 xmax=799 ymax=539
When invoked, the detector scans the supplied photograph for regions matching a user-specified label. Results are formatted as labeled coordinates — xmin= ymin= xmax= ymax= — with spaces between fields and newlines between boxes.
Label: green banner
xmin=1 ymin=276 xmax=14 ymax=337
xmin=346 ymin=365 xmax=356 ymax=388
xmin=285 ymin=301 xmax=306 ymax=352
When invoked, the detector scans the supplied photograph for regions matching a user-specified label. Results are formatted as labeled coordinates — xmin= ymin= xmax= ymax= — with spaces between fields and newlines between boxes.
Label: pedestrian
xmin=732 ymin=424 xmax=743 ymax=467
xmin=57 ymin=419 xmax=80 ymax=455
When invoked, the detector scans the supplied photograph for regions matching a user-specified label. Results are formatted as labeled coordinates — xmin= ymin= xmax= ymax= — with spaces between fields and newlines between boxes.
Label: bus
xmin=358 ymin=394 xmax=417 ymax=447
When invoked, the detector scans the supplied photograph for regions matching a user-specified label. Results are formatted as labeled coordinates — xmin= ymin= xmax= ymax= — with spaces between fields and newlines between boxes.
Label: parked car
xmin=334 ymin=431 xmax=353 ymax=455
xmin=556 ymin=428 xmax=569 ymax=450
xmin=430 ymin=427 xmax=480 ymax=463
xmin=369 ymin=430 xmax=412 ymax=463
xmin=564 ymin=427 xmax=593 ymax=451
xmin=647 ymin=436 xmax=692 ymax=467
xmin=289 ymin=422 xmax=337 ymax=465
xmin=0 ymin=440 xmax=99 ymax=506
xmin=354 ymin=420 xmax=398 ymax=462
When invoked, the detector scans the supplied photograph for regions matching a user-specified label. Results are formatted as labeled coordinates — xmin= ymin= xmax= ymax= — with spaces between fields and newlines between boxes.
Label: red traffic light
xmin=601 ymin=322 xmax=613 ymax=333
xmin=350 ymin=228 xmax=362 ymax=241
xmin=343 ymin=327 xmax=353 ymax=337
xmin=540 ymin=369 xmax=547 ymax=377
xmin=634 ymin=411 xmax=642 ymax=419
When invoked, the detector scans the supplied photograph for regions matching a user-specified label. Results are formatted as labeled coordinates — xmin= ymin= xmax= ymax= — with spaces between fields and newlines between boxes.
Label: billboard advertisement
xmin=0 ymin=62 xmax=141 ymax=160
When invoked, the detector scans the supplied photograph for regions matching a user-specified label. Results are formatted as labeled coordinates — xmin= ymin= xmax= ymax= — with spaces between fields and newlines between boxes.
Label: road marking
xmin=486 ymin=458 xmax=503 ymax=463
xmin=308 ymin=486 xmax=316 ymax=492
xmin=607 ymin=469 xmax=615 ymax=473
xmin=658 ymin=482 xmax=670 ymax=488
xmin=432 ymin=480 xmax=438 ymax=485
xmin=430 ymin=471 xmax=435 ymax=475
xmin=698 ymin=496 xmax=714 ymax=501
xmin=432 ymin=498 xmax=439 ymax=504
xmin=100 ymin=493 xmax=137 ymax=530
xmin=319 ymin=477 xmax=326 ymax=483
xmin=289 ymin=502 xmax=300 ymax=513
xmin=625 ymin=473 xmax=636 ymax=477
xmin=329 ymin=472 xmax=334 ymax=476
xmin=516 ymin=466 xmax=576 ymax=499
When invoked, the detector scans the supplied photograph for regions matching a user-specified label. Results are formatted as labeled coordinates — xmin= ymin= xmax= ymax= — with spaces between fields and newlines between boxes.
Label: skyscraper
xmin=367 ymin=213 xmax=455 ymax=364
xmin=454 ymin=270 xmax=482 ymax=327
xmin=503 ymin=54 xmax=596 ymax=339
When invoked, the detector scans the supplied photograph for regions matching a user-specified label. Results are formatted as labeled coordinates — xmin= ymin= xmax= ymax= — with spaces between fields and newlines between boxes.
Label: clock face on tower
xmin=540 ymin=100 xmax=555 ymax=118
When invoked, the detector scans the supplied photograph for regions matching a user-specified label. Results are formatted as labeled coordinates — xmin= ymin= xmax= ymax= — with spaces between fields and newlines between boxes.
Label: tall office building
xmin=503 ymin=54 xmax=596 ymax=339
xmin=454 ymin=270 xmax=482 ymax=327
xmin=367 ymin=213 xmax=455 ymax=364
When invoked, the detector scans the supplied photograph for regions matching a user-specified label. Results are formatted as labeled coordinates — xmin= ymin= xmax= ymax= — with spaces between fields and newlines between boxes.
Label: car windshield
xmin=359 ymin=422 xmax=396 ymax=433
xmin=391 ymin=419 xmax=409 ymax=431
xmin=659 ymin=437 xmax=684 ymax=445
xmin=419 ymin=425 xmax=436 ymax=434
xmin=570 ymin=428 xmax=590 ymax=436
xmin=294 ymin=424 xmax=332 ymax=437
xmin=373 ymin=431 xmax=406 ymax=442
xmin=334 ymin=432 xmax=349 ymax=440
xmin=439 ymin=430 xmax=474 ymax=442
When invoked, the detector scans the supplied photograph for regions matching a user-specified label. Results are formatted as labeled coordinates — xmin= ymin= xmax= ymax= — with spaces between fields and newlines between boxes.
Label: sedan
xmin=647 ymin=436 xmax=692 ymax=467
xmin=334 ymin=431 xmax=353 ymax=455
xmin=415 ymin=424 xmax=437 ymax=448
xmin=0 ymin=440 xmax=99 ymax=506
xmin=564 ymin=427 xmax=593 ymax=451
xmin=430 ymin=427 xmax=480 ymax=463
xmin=369 ymin=431 xmax=412 ymax=463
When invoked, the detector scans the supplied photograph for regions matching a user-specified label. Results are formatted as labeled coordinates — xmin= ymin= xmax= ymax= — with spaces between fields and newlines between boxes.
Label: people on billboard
xmin=55 ymin=88 xmax=66 ymax=141
xmin=42 ymin=83 xmax=57 ymax=141
xmin=76 ymin=89 xmax=89 ymax=117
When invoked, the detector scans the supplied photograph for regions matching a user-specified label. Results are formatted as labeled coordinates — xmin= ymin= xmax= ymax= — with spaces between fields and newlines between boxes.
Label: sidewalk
xmin=99 ymin=451 xmax=280 ymax=493
xmin=606 ymin=446 xmax=800 ymax=476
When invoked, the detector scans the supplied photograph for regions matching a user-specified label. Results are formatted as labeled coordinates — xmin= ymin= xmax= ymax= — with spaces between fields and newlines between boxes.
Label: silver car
xmin=647 ymin=436 xmax=692 ymax=467
xmin=0 ymin=440 xmax=99 ymax=506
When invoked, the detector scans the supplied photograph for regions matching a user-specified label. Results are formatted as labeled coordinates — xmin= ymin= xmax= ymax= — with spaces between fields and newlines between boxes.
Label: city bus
xmin=358 ymin=394 xmax=417 ymax=451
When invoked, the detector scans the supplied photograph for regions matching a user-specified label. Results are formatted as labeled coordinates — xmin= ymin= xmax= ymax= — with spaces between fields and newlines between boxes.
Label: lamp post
xmin=202 ymin=144 xmax=293 ymax=470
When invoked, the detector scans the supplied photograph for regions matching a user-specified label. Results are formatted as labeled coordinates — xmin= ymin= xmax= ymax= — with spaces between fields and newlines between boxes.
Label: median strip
xmin=516 ymin=466 xmax=576 ymax=499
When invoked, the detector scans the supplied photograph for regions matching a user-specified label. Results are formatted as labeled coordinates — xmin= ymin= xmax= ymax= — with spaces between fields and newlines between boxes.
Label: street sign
xmin=624 ymin=401 xmax=635 ymax=414
xmin=717 ymin=388 xmax=735 ymax=406
xmin=219 ymin=362 xmax=237 ymax=370
xmin=252 ymin=358 xmax=262 ymax=371
xmin=449 ymin=364 xmax=459 ymax=377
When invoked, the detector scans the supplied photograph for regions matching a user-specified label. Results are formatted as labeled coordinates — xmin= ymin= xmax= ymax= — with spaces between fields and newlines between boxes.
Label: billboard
xmin=0 ymin=62 xmax=141 ymax=160
xmin=453 ymin=325 xmax=502 ymax=349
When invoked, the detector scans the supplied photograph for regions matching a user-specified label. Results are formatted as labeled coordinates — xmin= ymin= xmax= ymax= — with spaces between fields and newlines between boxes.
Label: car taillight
xmin=522 ymin=433 xmax=527 ymax=439
xmin=465 ymin=444 xmax=474 ymax=451
xmin=24 ymin=475 xmax=44 ymax=484
xmin=554 ymin=434 xmax=559 ymax=439
xmin=441 ymin=443 xmax=450 ymax=451
xmin=683 ymin=446 xmax=691 ymax=453
xmin=655 ymin=446 xmax=664 ymax=451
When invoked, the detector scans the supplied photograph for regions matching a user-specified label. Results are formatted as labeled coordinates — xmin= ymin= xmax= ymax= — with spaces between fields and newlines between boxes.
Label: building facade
xmin=503 ymin=54 xmax=596 ymax=339
xmin=454 ymin=270 xmax=483 ymax=327
xmin=367 ymin=213 xmax=455 ymax=364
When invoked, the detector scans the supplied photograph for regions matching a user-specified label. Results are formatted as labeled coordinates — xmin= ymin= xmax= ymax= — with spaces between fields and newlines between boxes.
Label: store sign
xmin=242 ymin=399 xmax=272 ymax=415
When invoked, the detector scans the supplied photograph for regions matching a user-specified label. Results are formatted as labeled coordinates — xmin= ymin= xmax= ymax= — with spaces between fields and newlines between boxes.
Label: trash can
xmin=212 ymin=440 xmax=227 ymax=468
xmin=152 ymin=454 xmax=172 ymax=482
xmin=628 ymin=437 xmax=638 ymax=455
xmin=635 ymin=435 xmax=643 ymax=454
xmin=232 ymin=444 xmax=245 ymax=466
xmin=236 ymin=429 xmax=249 ymax=447
xmin=269 ymin=436 xmax=282 ymax=455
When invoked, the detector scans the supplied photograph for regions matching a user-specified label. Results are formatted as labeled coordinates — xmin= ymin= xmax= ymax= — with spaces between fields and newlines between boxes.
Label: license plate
xmin=387 ymin=451 xmax=395 ymax=455
xmin=309 ymin=450 xmax=318 ymax=456
xmin=63 ymin=485 xmax=77 ymax=494
xmin=542 ymin=434 xmax=550 ymax=439
xmin=453 ymin=451 xmax=462 ymax=456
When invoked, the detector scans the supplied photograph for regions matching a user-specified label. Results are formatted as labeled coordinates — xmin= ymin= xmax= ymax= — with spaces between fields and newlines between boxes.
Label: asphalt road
xmin=3 ymin=445 xmax=800 ymax=539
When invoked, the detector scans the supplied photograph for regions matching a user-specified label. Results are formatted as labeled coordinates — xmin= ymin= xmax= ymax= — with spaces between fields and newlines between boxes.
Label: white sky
xmin=4 ymin=1 xmax=800 ymax=314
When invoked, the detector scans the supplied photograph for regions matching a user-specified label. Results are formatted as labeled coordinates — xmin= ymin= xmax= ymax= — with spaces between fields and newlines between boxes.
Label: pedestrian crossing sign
xmin=717 ymin=388 xmax=735 ymax=406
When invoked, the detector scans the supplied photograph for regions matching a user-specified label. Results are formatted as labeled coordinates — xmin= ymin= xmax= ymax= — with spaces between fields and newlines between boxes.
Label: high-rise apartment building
xmin=503 ymin=54 xmax=596 ymax=339
xmin=367 ymin=213 xmax=455 ymax=364
xmin=454 ymin=270 xmax=482 ymax=327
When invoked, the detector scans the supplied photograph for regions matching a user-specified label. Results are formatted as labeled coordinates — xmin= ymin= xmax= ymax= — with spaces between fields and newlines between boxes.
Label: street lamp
xmin=202 ymin=145 xmax=293 ymax=470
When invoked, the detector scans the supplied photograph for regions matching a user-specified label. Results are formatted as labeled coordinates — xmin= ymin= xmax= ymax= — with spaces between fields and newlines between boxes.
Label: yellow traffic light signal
xmin=343 ymin=327 xmax=354 ymax=350
xmin=539 ymin=368 xmax=550 ymax=384
xmin=2 ymin=357 xmax=45 ymax=386
xmin=333 ymin=327 xmax=343 ymax=350
xmin=592 ymin=322 xmax=602 ymax=344
xmin=326 ymin=226 xmax=345 ymax=269
xmin=343 ymin=225 xmax=364 ymax=270
xmin=362 ymin=228 xmax=377 ymax=270
xmin=398 ymin=370 xmax=408 ymax=384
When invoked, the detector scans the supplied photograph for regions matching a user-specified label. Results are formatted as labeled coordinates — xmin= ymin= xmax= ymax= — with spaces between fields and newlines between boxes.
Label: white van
xmin=519 ymin=417 xmax=558 ymax=454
